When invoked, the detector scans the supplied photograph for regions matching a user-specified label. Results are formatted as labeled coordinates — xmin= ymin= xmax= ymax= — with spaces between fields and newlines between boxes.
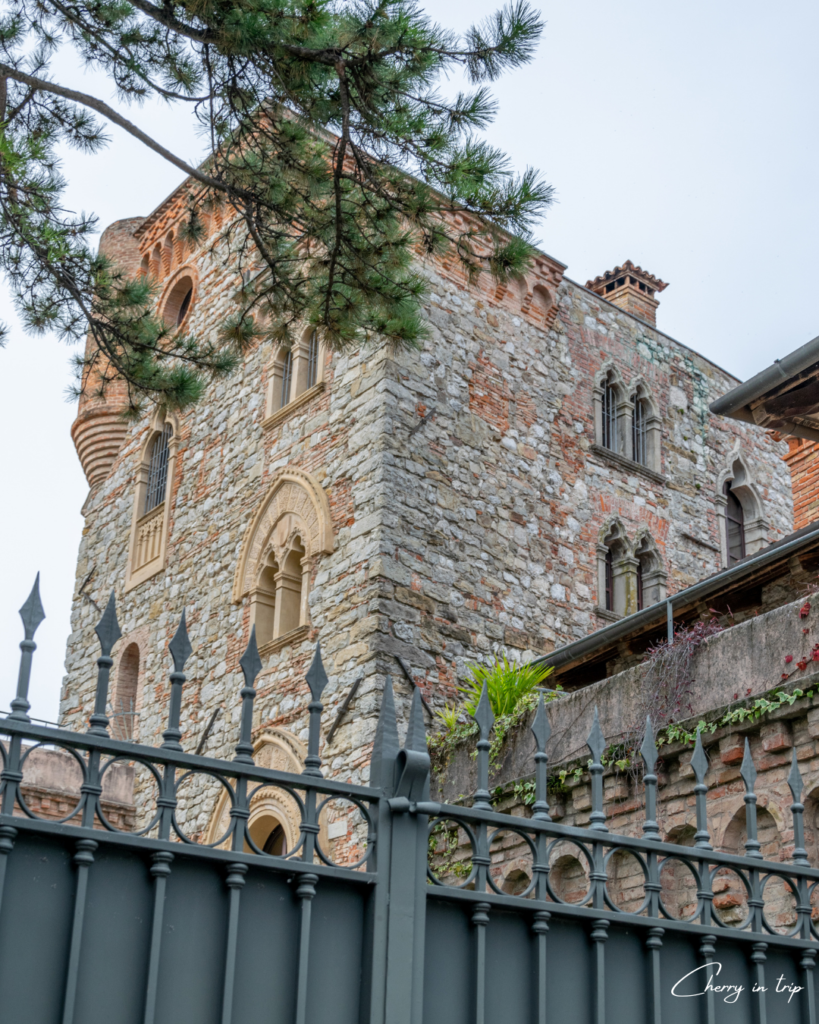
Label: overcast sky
xmin=1 ymin=0 xmax=817 ymax=723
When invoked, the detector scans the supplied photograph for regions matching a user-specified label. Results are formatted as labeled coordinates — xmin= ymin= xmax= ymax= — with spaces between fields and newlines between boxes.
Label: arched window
xmin=634 ymin=532 xmax=667 ymax=608
xmin=125 ymin=411 xmax=179 ymax=591
xmin=604 ymin=549 xmax=614 ymax=611
xmin=265 ymin=329 xmax=325 ymax=423
xmin=145 ymin=423 xmax=172 ymax=514
xmin=724 ymin=481 xmax=746 ymax=565
xmin=597 ymin=519 xmax=633 ymax=617
xmin=307 ymin=330 xmax=320 ymax=389
xmin=632 ymin=396 xmax=648 ymax=466
xmin=280 ymin=348 xmax=293 ymax=408
xmin=112 ymin=642 xmax=140 ymax=740
xmin=716 ymin=454 xmax=768 ymax=567
xmin=636 ymin=559 xmax=644 ymax=611
xmin=601 ymin=377 xmax=618 ymax=451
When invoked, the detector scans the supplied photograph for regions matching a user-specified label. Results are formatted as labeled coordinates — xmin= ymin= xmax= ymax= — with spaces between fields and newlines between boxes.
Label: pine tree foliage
xmin=0 ymin=0 xmax=554 ymax=411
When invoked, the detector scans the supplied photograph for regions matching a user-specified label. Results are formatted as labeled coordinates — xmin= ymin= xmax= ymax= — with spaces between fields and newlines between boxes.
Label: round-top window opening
xmin=163 ymin=274 xmax=195 ymax=327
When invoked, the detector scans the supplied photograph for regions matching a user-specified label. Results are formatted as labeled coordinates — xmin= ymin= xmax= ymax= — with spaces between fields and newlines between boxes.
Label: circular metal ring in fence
xmin=759 ymin=870 xmax=801 ymax=938
xmin=544 ymin=839 xmax=594 ymax=907
xmin=486 ymin=827 xmax=537 ymax=898
xmin=314 ymin=794 xmax=375 ymax=870
xmin=96 ymin=755 xmax=163 ymax=836
xmin=708 ymin=863 xmax=753 ymax=930
xmin=656 ymin=854 xmax=702 ymax=923
xmin=809 ymin=880 xmax=819 ymax=941
xmin=172 ymin=770 xmax=237 ymax=847
xmin=15 ymin=741 xmax=87 ymax=824
xmin=427 ymin=817 xmax=478 ymax=889
xmin=241 ymin=780 xmax=309 ymax=860
xmin=603 ymin=845 xmax=649 ymax=915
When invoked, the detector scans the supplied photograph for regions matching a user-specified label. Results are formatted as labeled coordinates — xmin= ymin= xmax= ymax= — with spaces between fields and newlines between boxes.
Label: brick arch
xmin=232 ymin=467 xmax=334 ymax=603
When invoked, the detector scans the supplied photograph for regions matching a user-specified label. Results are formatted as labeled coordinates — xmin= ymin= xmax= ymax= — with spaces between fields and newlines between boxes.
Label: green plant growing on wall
xmin=460 ymin=655 xmax=554 ymax=718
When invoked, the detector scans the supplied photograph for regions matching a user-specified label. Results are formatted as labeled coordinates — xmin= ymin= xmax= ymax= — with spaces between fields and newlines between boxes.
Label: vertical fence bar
xmin=471 ymin=683 xmax=494 ymax=1024
xmin=294 ymin=643 xmax=328 ymax=1024
xmin=142 ymin=612 xmax=190 ymax=1024
xmin=699 ymin=935 xmax=717 ymax=1024
xmin=531 ymin=696 xmax=551 ymax=1024
xmin=219 ymin=627 xmax=260 ymax=1024
xmin=801 ymin=950 xmax=817 ymax=1024
xmin=741 ymin=741 xmax=768 ymax=1024
xmin=691 ymin=730 xmax=712 ymax=850
xmin=0 ymin=577 xmax=45 ymax=921
xmin=587 ymin=708 xmax=608 ymax=1024
xmin=750 ymin=942 xmax=768 ymax=1024
xmin=641 ymin=719 xmax=663 ymax=1024
xmin=364 ymin=678 xmax=399 ymax=1024
xmin=788 ymin=752 xmax=816 ymax=1024
xmin=62 ymin=593 xmax=120 ymax=1024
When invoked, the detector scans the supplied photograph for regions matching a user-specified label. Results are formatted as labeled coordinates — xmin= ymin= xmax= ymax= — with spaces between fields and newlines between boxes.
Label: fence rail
xmin=1 ymin=576 xmax=818 ymax=1023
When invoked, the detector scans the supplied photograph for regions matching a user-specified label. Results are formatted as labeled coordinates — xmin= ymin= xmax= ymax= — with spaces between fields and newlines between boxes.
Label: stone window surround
xmin=592 ymin=366 xmax=662 ymax=475
xmin=596 ymin=519 xmax=667 ymax=618
xmin=715 ymin=451 xmax=769 ymax=569
xmin=263 ymin=328 xmax=326 ymax=429
xmin=124 ymin=409 xmax=179 ymax=593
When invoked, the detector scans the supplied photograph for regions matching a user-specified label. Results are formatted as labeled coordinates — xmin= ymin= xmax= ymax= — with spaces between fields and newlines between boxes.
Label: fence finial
xmin=691 ymin=729 xmax=712 ymax=850
xmin=370 ymin=675 xmax=399 ymax=793
xmin=472 ymin=682 xmax=494 ymax=810
xmin=788 ymin=748 xmax=809 ymax=867
xmin=89 ymin=591 xmax=121 ymax=736
xmin=741 ymin=737 xmax=762 ymax=859
xmin=531 ymin=694 xmax=551 ymax=822
xmin=587 ymin=706 xmax=608 ymax=832
xmin=234 ymin=626 xmax=260 ymax=764
xmin=302 ymin=642 xmax=327 ymax=778
xmin=404 ymin=686 xmax=427 ymax=753
xmin=10 ymin=574 xmax=45 ymax=721
xmin=641 ymin=715 xmax=661 ymax=841
xmin=163 ymin=610 xmax=192 ymax=750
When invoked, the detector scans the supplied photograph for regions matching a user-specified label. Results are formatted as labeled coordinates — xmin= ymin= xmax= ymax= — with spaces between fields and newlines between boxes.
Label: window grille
xmin=633 ymin=397 xmax=648 ymax=465
xmin=604 ymin=549 xmax=614 ymax=611
xmin=724 ymin=481 xmax=746 ymax=565
xmin=601 ymin=379 xmax=617 ymax=451
xmin=307 ymin=331 xmax=319 ymax=389
xmin=144 ymin=424 xmax=172 ymax=514
xmin=281 ymin=349 xmax=293 ymax=407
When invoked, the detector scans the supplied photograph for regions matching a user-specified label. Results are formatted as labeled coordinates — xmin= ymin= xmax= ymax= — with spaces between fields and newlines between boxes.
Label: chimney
xmin=585 ymin=260 xmax=668 ymax=327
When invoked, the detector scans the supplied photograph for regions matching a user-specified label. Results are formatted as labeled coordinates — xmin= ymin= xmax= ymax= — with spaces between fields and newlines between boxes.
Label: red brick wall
xmin=784 ymin=437 xmax=819 ymax=529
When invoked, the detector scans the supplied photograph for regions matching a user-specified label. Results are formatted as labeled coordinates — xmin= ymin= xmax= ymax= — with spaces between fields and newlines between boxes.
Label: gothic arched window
xmin=145 ymin=423 xmax=172 ymax=514
xmin=632 ymin=396 xmax=648 ymax=466
xmin=265 ymin=329 xmax=326 ymax=423
xmin=601 ymin=377 xmax=618 ymax=451
xmin=724 ymin=481 xmax=746 ymax=565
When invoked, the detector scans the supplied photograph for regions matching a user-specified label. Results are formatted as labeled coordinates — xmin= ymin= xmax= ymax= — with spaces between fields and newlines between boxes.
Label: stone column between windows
xmin=646 ymin=413 xmax=662 ymax=473
xmin=596 ymin=543 xmax=609 ymax=609
xmin=267 ymin=358 xmax=285 ymax=415
xmin=616 ymin=398 xmax=634 ymax=460
xmin=744 ymin=515 xmax=770 ymax=555
xmin=641 ymin=567 xmax=668 ymax=606
xmin=291 ymin=336 xmax=313 ymax=398
xmin=714 ymin=492 xmax=728 ymax=568
xmin=299 ymin=557 xmax=313 ymax=627
xmin=592 ymin=386 xmax=604 ymax=446
xmin=613 ymin=554 xmax=639 ymax=617
xmin=273 ymin=570 xmax=303 ymax=637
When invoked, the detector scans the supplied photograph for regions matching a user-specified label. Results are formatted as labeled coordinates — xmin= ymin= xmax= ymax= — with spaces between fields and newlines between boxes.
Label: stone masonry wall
xmin=60 ymin=182 xmax=792 ymax=836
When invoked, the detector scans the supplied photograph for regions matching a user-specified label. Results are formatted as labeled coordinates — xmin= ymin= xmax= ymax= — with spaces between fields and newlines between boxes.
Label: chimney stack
xmin=586 ymin=261 xmax=668 ymax=327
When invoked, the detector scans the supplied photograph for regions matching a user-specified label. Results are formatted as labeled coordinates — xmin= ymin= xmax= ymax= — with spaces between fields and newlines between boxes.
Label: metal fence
xmin=2 ymin=577 xmax=819 ymax=1024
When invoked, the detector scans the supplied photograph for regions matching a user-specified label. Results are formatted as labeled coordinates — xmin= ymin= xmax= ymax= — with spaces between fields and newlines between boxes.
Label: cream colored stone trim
xmin=258 ymin=624 xmax=309 ymax=657
xmin=232 ymin=466 xmax=334 ymax=603
xmin=262 ymin=380 xmax=325 ymax=430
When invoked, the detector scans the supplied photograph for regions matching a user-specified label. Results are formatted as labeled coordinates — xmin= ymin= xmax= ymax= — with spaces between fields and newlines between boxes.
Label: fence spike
xmin=691 ymin=729 xmax=712 ymax=850
xmin=306 ymin=641 xmax=329 ymax=701
xmin=234 ymin=626 xmax=260 ymax=764
xmin=788 ymin=748 xmax=810 ymax=867
xmin=370 ymin=676 xmax=400 ymax=793
xmin=587 ymin=706 xmax=608 ymax=832
xmin=10 ymin=574 xmax=46 ymax=721
xmin=472 ymin=682 xmax=494 ymax=810
xmin=741 ymin=737 xmax=762 ymax=859
xmin=531 ymin=694 xmax=551 ymax=822
xmin=640 ymin=715 xmax=660 ymax=841
xmin=404 ymin=686 xmax=427 ymax=753
xmin=162 ymin=610 xmax=191 ymax=751
xmin=88 ymin=591 xmax=120 ymax=736
xmin=302 ymin=641 xmax=326 ymax=778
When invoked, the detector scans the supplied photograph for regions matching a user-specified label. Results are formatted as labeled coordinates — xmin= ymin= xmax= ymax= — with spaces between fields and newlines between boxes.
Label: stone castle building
xmin=60 ymin=177 xmax=793 ymax=843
